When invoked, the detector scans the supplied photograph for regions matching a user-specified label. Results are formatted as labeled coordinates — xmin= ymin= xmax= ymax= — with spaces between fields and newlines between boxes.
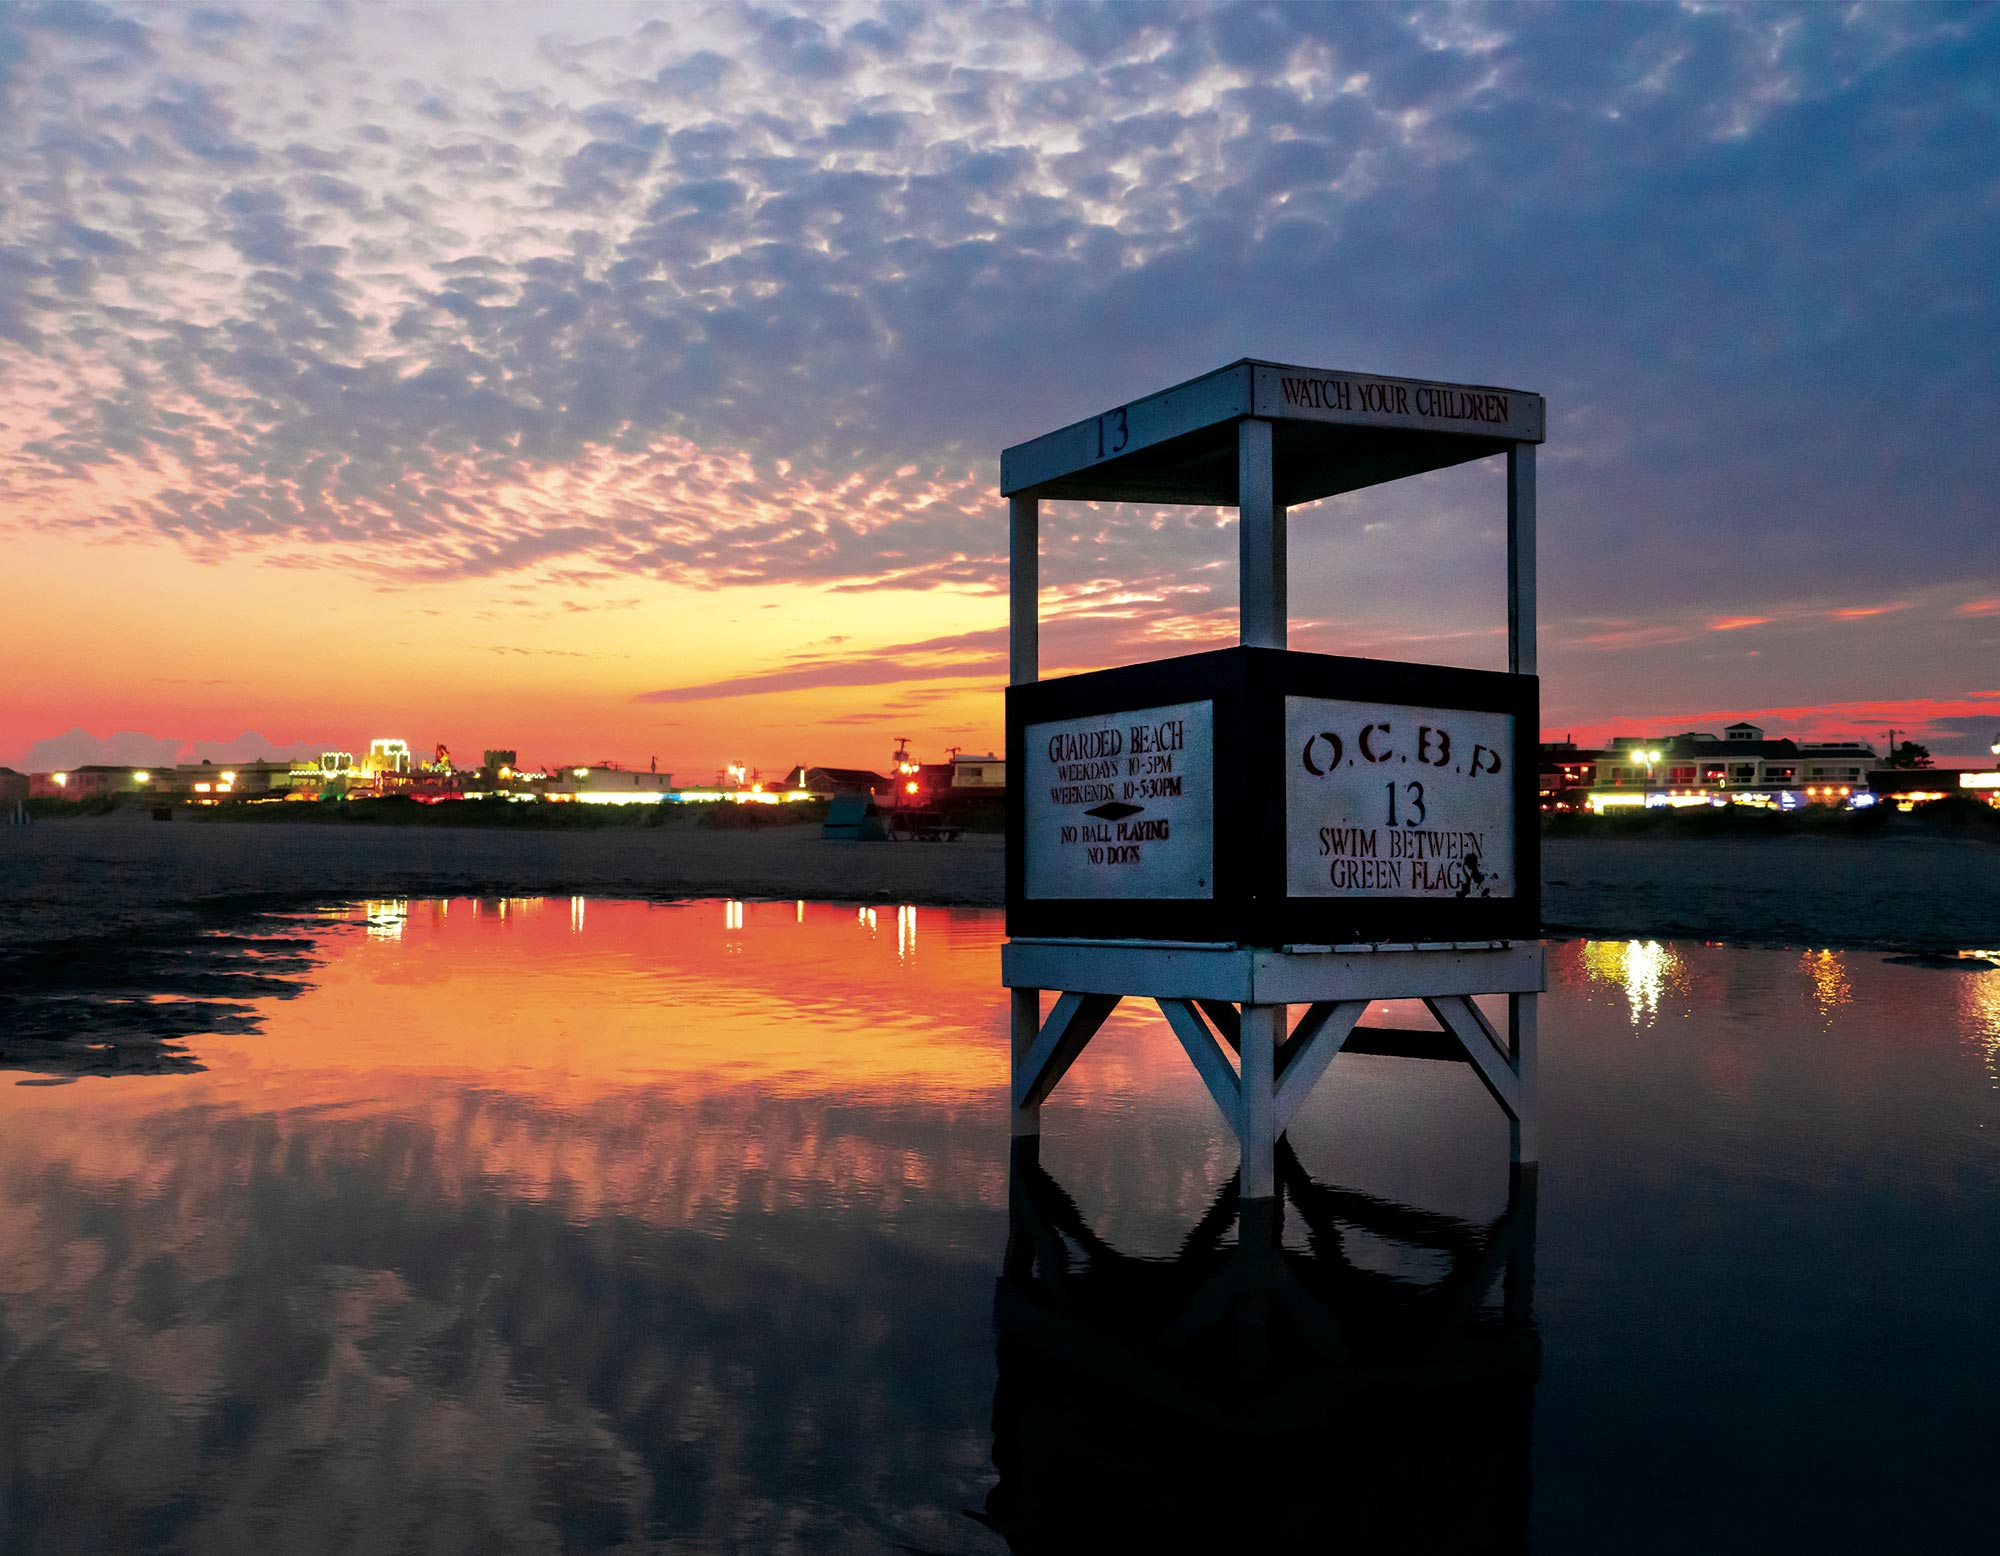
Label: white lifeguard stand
xmin=1002 ymin=360 xmax=1544 ymax=1198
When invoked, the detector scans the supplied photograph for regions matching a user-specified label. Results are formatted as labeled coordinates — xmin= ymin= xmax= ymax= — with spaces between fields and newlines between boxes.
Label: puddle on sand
xmin=1 ymin=899 xmax=1997 ymax=1553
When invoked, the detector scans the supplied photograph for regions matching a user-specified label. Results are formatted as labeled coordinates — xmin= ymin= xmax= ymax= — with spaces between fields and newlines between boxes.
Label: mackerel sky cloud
xmin=2 ymin=0 xmax=1996 ymax=770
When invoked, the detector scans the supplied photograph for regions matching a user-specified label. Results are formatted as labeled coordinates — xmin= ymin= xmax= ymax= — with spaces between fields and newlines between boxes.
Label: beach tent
xmin=823 ymin=792 xmax=888 ymax=842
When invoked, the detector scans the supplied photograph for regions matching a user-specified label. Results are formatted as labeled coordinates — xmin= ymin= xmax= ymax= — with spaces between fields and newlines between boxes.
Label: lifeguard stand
xmin=1002 ymin=360 xmax=1544 ymax=1198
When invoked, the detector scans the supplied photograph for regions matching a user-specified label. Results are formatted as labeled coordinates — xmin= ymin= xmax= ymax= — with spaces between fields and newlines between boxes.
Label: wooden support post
xmin=1238 ymin=1003 xmax=1280 ymax=1200
xmin=1234 ymin=1188 xmax=1278 ymax=1378
xmin=1004 ymin=1133 xmax=1040 ymax=1280
xmin=1238 ymin=418 xmax=1284 ymax=650
xmin=1011 ymin=986 xmax=1042 ymax=1137
xmin=1507 ymin=443 xmax=1535 ymax=676
xmin=1010 ymin=493 xmax=1038 ymax=684
xmin=1509 ymin=992 xmax=1539 ymax=1164
xmin=1505 ymin=1159 xmax=1539 ymax=1326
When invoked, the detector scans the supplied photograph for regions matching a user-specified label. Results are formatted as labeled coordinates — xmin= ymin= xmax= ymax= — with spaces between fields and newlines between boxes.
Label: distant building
xmin=29 ymin=765 xmax=159 ymax=799
xmin=361 ymin=739 xmax=413 ymax=783
xmin=169 ymin=759 xmax=297 ymax=798
xmin=280 ymin=751 xmax=353 ymax=797
xmin=780 ymin=765 xmax=887 ymax=796
xmin=948 ymin=752 xmax=1006 ymax=789
xmin=545 ymin=765 xmax=675 ymax=804
xmin=1870 ymin=768 xmax=2000 ymax=811
xmin=1583 ymin=725 xmax=1880 ymax=810
xmin=1539 ymin=741 xmax=1604 ymax=810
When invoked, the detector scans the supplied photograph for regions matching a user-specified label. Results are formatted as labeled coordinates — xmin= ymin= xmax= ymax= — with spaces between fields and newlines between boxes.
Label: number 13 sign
xmin=1283 ymin=696 xmax=1517 ymax=900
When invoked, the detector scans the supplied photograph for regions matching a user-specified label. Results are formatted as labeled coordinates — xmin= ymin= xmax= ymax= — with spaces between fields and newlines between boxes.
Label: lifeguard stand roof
xmin=1000 ymin=358 xmax=1544 ymax=507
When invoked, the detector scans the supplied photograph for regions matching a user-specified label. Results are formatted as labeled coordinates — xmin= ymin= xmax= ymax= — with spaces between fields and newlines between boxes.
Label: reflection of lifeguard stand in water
xmin=984 ymin=1148 xmax=1539 ymax=1551
xmin=1002 ymin=360 xmax=1545 ymax=1197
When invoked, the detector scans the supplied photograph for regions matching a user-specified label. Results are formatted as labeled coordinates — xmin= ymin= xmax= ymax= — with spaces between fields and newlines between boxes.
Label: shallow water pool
xmin=2 ymin=899 xmax=1996 ymax=1552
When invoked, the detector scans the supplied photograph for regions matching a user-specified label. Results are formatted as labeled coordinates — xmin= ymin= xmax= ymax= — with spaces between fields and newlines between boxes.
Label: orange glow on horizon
xmin=0 ymin=526 xmax=1007 ymax=776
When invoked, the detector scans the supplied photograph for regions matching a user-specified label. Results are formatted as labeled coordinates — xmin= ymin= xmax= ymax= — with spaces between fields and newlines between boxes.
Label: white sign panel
xmin=1285 ymin=697 xmax=1516 ymax=899
xmin=1252 ymin=363 xmax=1545 ymax=443
xmin=1025 ymin=700 xmax=1214 ymax=899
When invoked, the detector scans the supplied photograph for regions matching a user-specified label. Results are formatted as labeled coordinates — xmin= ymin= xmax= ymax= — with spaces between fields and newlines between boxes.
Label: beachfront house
xmin=780 ymin=765 xmax=890 ymax=797
xmin=546 ymin=765 xmax=677 ymax=804
xmin=948 ymin=752 xmax=1006 ymax=790
xmin=1586 ymin=725 xmax=1880 ymax=810
xmin=28 ymin=765 xmax=162 ymax=800
xmin=1539 ymin=741 xmax=1605 ymax=809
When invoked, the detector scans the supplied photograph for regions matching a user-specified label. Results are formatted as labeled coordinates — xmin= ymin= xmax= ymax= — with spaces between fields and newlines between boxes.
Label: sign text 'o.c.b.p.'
xmin=1284 ymin=696 xmax=1516 ymax=900
xmin=1025 ymin=700 xmax=1214 ymax=899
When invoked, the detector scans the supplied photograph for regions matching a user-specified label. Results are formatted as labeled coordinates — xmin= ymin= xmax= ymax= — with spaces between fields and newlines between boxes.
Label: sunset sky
xmin=3 ymin=0 xmax=1996 ymax=778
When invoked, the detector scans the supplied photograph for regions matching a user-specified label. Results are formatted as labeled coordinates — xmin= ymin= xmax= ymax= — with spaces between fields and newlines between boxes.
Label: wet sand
xmin=3 ymin=814 xmax=1993 ymax=1073
xmin=0 ymin=815 xmax=1003 ymax=952
xmin=2 ymin=813 xmax=1995 ymax=954
xmin=1539 ymin=834 xmax=1998 ymax=952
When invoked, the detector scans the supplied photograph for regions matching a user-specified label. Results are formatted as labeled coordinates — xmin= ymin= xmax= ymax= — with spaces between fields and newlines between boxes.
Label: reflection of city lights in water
xmin=796 ymin=900 xmax=804 ymax=925
xmin=1801 ymin=949 xmax=1851 ymax=1019
xmin=857 ymin=907 xmax=877 ymax=934
xmin=724 ymin=900 xmax=744 ymax=932
xmin=362 ymin=900 xmax=409 ymax=941
xmin=1960 ymin=964 xmax=2000 ymax=1093
xmin=1580 ymin=938 xmax=1682 ymax=1024
xmin=570 ymin=897 xmax=585 ymax=935
xmin=897 ymin=905 xmax=917 ymax=964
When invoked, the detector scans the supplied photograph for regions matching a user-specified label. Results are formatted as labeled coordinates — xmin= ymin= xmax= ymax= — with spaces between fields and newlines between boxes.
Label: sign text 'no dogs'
xmin=1025 ymin=700 xmax=1214 ymax=899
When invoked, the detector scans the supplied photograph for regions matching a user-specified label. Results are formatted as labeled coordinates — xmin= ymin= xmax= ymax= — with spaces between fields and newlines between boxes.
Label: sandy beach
xmin=3 ymin=811 xmax=1995 ymax=955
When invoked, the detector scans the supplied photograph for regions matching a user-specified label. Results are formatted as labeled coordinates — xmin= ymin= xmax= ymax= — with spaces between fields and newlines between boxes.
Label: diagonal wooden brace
xmin=1194 ymin=999 xmax=1242 ymax=1054
xmin=1423 ymin=995 xmax=1521 ymax=1119
xmin=1012 ymin=991 xmax=1120 ymax=1111
xmin=1273 ymin=999 xmax=1368 ymax=1135
xmin=1157 ymin=997 xmax=1241 ymax=1132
